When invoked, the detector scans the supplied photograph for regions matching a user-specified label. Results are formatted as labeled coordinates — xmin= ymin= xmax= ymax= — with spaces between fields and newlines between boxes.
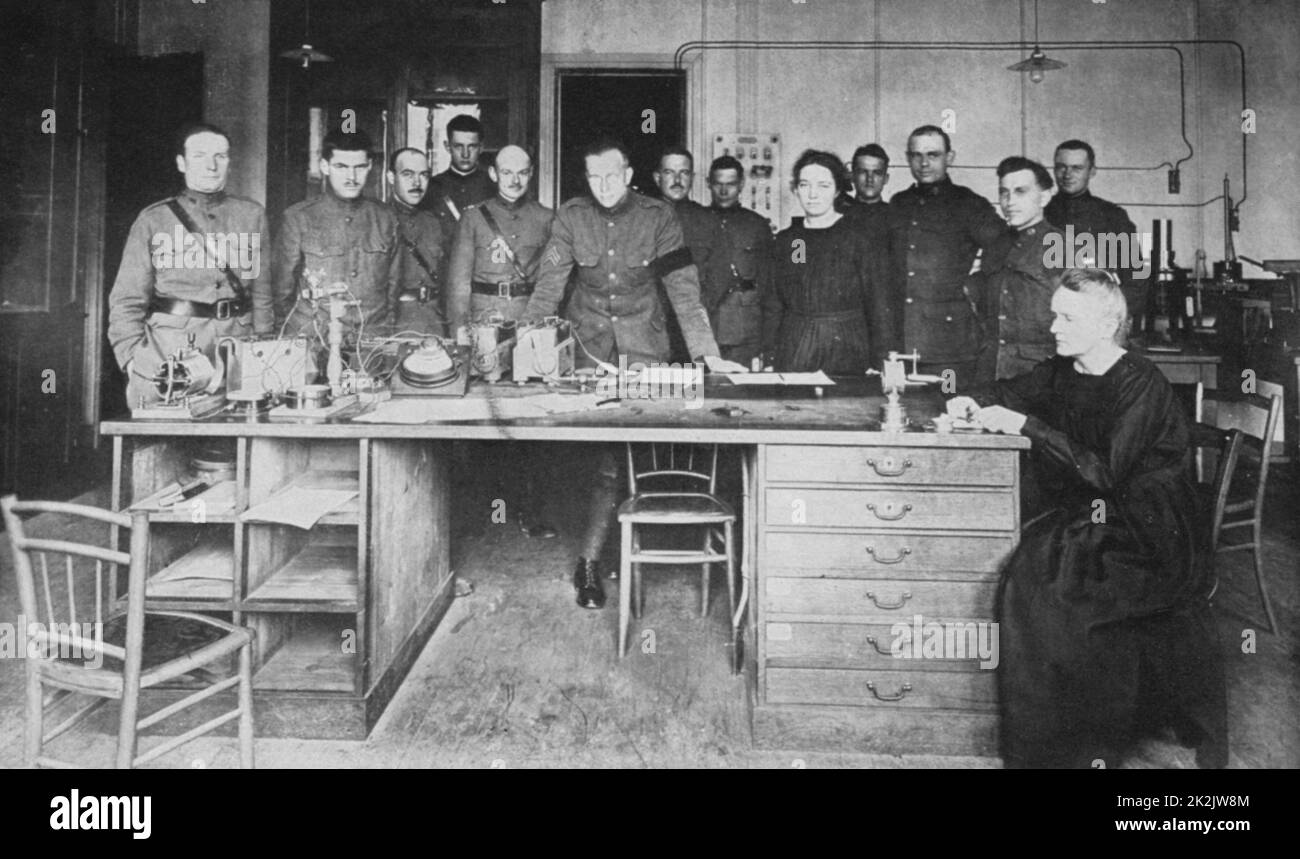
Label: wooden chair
xmin=616 ymin=444 xmax=736 ymax=660
xmin=1196 ymin=391 xmax=1283 ymax=633
xmin=1 ymin=495 xmax=256 ymax=768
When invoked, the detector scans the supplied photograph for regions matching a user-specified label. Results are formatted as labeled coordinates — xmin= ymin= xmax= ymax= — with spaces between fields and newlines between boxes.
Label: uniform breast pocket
xmin=734 ymin=243 xmax=760 ymax=280
xmin=300 ymin=239 xmax=346 ymax=280
xmin=573 ymin=246 xmax=602 ymax=269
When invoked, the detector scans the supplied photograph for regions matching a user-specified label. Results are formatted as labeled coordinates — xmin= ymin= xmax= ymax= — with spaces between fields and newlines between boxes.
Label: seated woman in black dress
xmin=761 ymin=150 xmax=890 ymax=374
xmin=947 ymin=268 xmax=1226 ymax=768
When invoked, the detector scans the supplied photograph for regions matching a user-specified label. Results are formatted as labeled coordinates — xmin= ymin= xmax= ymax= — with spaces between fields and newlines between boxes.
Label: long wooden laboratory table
xmin=101 ymin=379 xmax=1029 ymax=753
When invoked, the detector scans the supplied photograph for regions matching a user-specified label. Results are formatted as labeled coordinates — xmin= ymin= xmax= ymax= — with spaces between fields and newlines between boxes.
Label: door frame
xmin=539 ymin=53 xmax=702 ymax=208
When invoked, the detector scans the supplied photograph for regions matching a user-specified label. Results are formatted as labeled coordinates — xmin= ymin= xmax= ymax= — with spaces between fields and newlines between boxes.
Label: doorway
xmin=555 ymin=69 xmax=686 ymax=204
xmin=98 ymin=53 xmax=204 ymax=418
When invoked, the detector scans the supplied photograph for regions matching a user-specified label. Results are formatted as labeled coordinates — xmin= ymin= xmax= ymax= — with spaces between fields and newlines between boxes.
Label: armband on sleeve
xmin=650 ymin=246 xmax=694 ymax=278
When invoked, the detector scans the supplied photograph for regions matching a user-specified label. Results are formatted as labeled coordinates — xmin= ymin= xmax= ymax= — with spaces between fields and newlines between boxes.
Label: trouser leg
xmin=580 ymin=444 xmax=621 ymax=562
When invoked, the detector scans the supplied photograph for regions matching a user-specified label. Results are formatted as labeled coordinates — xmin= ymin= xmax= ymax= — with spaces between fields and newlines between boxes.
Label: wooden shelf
xmin=146 ymin=537 xmax=235 ymax=603
xmin=245 ymin=470 xmax=360 ymax=526
xmin=253 ymin=618 xmax=356 ymax=693
xmin=244 ymin=531 xmax=359 ymax=612
xmin=131 ymin=480 xmax=239 ymax=523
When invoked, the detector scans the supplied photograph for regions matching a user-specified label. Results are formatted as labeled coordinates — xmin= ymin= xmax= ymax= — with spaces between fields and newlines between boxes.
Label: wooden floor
xmin=1 ymin=444 xmax=1297 ymax=768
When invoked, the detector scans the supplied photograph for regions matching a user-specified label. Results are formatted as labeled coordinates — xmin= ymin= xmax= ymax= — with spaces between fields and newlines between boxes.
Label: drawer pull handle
xmin=865 ymin=590 xmax=912 ymax=609
xmin=866 ymin=457 xmax=912 ymax=477
xmin=867 ymin=502 xmax=912 ymax=521
xmin=865 ymin=546 xmax=911 ymax=565
xmin=866 ymin=681 xmax=913 ymax=702
xmin=864 ymin=635 xmax=895 ymax=656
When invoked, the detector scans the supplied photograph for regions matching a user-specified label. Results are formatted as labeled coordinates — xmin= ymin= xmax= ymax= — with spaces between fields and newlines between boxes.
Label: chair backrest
xmin=1207 ymin=428 xmax=1245 ymax=547
xmin=1 ymin=495 xmax=149 ymax=665
xmin=1256 ymin=379 xmax=1286 ymax=454
xmin=1208 ymin=392 xmax=1282 ymax=515
xmin=625 ymin=443 xmax=718 ymax=495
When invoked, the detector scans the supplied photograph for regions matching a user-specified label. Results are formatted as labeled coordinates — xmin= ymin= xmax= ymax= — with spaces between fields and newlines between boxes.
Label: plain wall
xmin=542 ymin=0 xmax=1299 ymax=267
xmin=137 ymin=0 xmax=271 ymax=204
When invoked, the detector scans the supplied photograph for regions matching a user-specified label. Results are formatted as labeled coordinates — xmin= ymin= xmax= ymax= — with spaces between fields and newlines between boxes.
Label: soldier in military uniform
xmin=886 ymin=125 xmax=1007 ymax=384
xmin=524 ymin=139 xmax=746 ymax=609
xmin=447 ymin=145 xmax=554 ymax=336
xmin=386 ymin=147 xmax=447 ymax=336
xmin=985 ymin=157 xmax=1067 ymax=380
xmin=1046 ymin=139 xmax=1144 ymax=323
xmin=108 ymin=122 xmax=273 ymax=407
xmin=702 ymin=154 xmax=774 ymax=368
xmin=653 ymin=146 xmax=712 ymax=363
xmin=273 ymin=130 xmax=399 ymax=346
xmin=419 ymin=114 xmax=496 ymax=286
xmin=447 ymin=145 xmax=558 ymax=540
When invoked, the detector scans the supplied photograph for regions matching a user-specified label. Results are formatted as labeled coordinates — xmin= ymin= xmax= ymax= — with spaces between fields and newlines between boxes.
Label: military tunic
xmin=448 ymin=195 xmax=554 ymax=331
xmin=422 ymin=167 xmax=497 ymax=222
xmin=1045 ymin=189 xmax=1145 ymax=320
xmin=663 ymin=198 xmax=716 ymax=363
xmin=701 ymin=204 xmax=774 ymax=366
xmin=107 ymin=188 xmax=273 ymax=406
xmin=985 ymin=221 xmax=1068 ymax=378
xmin=886 ymin=178 xmax=1007 ymax=365
xmin=390 ymin=198 xmax=448 ymax=336
xmin=526 ymin=191 xmax=720 ymax=368
xmin=273 ymin=192 xmax=400 ymax=341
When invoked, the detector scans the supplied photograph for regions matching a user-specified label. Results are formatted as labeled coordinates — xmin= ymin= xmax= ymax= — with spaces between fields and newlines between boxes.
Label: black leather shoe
xmin=573 ymin=557 xmax=606 ymax=609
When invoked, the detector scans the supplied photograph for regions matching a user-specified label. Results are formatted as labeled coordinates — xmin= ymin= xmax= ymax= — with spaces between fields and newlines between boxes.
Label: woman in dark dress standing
xmin=947 ymin=268 xmax=1226 ymax=768
xmin=762 ymin=150 xmax=890 ymax=373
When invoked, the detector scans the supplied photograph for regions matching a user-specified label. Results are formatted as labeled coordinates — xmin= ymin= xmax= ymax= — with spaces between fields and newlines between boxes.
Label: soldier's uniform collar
xmin=595 ymin=192 xmax=636 ymax=218
xmin=491 ymin=193 xmax=527 ymax=212
xmin=179 ymin=187 xmax=227 ymax=206
xmin=916 ymin=177 xmax=953 ymax=197
xmin=323 ymin=187 xmax=365 ymax=210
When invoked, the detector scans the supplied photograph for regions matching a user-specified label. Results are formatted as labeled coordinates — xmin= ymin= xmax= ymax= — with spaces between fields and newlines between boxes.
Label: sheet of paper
xmin=242 ymin=488 xmax=358 ymax=529
xmin=351 ymin=393 xmax=614 ymax=423
xmin=722 ymin=371 xmax=835 ymax=386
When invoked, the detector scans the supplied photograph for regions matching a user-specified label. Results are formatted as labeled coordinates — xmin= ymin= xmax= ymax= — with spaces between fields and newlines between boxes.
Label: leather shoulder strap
xmin=166 ymin=198 xmax=248 ymax=300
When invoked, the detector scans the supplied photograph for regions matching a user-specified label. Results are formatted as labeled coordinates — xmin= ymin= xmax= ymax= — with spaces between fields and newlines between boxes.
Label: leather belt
xmin=472 ymin=280 xmax=534 ymax=298
xmin=149 ymin=296 xmax=248 ymax=321
xmin=725 ymin=279 xmax=757 ymax=295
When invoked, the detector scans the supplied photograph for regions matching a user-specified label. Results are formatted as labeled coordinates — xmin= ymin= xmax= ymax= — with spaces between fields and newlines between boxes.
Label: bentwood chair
xmin=616 ymin=444 xmax=737 ymax=662
xmin=1 ymin=495 xmax=256 ymax=768
xmin=1195 ymin=391 xmax=1284 ymax=633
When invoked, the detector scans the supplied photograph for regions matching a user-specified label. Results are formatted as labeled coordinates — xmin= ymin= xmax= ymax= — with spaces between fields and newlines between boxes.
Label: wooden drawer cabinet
xmin=753 ymin=442 xmax=1023 ymax=757
xmin=764 ymin=576 xmax=998 ymax=622
xmin=766 ymin=667 xmax=997 ymax=710
xmin=765 ymin=486 xmax=1015 ymax=531
xmin=764 ymin=445 xmax=1016 ymax=486
xmin=765 ymin=622 xmax=991 ymax=670
xmin=764 ymin=531 xmax=1013 ymax=575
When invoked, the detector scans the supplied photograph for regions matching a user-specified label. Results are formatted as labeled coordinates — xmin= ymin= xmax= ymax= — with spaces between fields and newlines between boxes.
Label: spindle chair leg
xmin=700 ymin=530 xmax=711 ymax=617
xmin=724 ymin=522 xmax=736 ymax=620
xmin=25 ymin=665 xmax=43 ymax=767
xmin=238 ymin=640 xmax=255 ymax=769
xmin=1250 ymin=523 xmax=1278 ymax=634
xmin=619 ymin=523 xmax=633 ymax=658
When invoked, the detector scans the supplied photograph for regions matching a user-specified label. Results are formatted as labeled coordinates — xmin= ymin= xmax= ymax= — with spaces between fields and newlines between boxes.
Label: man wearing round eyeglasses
xmin=885 ymin=124 xmax=1006 ymax=385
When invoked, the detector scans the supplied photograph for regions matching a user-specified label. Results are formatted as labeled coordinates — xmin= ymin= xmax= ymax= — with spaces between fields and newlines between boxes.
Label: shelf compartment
xmin=146 ymin=535 xmax=236 ymax=602
xmin=244 ymin=527 xmax=359 ymax=612
xmin=130 ymin=479 xmax=240 ymax=524
xmin=251 ymin=614 xmax=357 ymax=693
